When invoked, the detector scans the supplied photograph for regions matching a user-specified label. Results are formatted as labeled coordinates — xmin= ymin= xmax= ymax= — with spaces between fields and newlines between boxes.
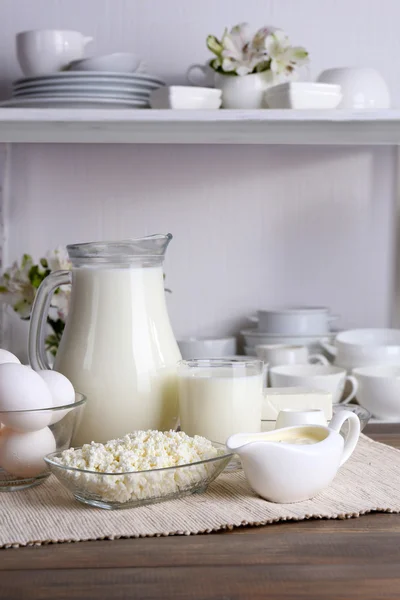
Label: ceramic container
xmin=352 ymin=365 xmax=400 ymax=420
xmin=264 ymin=82 xmax=342 ymax=109
xmin=255 ymin=344 xmax=328 ymax=367
xmin=213 ymin=71 xmax=279 ymax=109
xmin=274 ymin=408 xmax=327 ymax=429
xmin=269 ymin=364 xmax=358 ymax=404
xmin=226 ymin=410 xmax=360 ymax=503
xmin=261 ymin=403 xmax=370 ymax=433
xmin=177 ymin=336 xmax=236 ymax=359
xmin=150 ymin=86 xmax=221 ymax=109
xmin=317 ymin=67 xmax=391 ymax=109
xmin=186 ymin=63 xmax=281 ymax=109
xmin=255 ymin=307 xmax=335 ymax=335
xmin=320 ymin=328 xmax=400 ymax=370
xmin=16 ymin=30 xmax=93 ymax=76
xmin=68 ymin=53 xmax=143 ymax=73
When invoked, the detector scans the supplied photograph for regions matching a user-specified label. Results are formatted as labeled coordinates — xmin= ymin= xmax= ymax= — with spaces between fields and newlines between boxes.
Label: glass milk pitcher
xmin=28 ymin=235 xmax=181 ymax=445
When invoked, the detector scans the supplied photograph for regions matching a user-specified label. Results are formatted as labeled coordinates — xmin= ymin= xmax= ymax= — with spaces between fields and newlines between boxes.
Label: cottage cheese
xmin=54 ymin=430 xmax=227 ymax=505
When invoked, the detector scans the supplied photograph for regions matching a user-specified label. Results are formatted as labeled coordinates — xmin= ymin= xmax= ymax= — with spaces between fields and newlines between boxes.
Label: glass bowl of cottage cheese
xmin=44 ymin=429 xmax=233 ymax=509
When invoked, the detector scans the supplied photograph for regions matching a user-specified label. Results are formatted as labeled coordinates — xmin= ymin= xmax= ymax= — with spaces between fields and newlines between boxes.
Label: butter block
xmin=262 ymin=387 xmax=333 ymax=421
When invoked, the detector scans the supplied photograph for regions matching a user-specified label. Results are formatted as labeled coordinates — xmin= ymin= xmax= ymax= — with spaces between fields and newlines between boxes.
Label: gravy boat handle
xmin=329 ymin=411 xmax=360 ymax=466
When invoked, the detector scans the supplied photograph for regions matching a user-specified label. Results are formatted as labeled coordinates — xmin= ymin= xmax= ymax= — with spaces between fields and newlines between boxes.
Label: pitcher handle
xmin=28 ymin=270 xmax=72 ymax=371
xmin=329 ymin=411 xmax=360 ymax=466
xmin=187 ymin=63 xmax=213 ymax=86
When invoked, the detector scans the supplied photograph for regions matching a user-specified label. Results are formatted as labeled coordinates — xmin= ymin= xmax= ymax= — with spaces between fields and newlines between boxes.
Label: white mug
xmin=16 ymin=30 xmax=93 ymax=76
xmin=275 ymin=408 xmax=327 ymax=429
xmin=255 ymin=344 xmax=328 ymax=367
xmin=270 ymin=364 xmax=358 ymax=405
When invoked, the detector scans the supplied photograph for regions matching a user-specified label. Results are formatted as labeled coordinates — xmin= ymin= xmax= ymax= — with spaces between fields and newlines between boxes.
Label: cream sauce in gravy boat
xmin=226 ymin=411 xmax=360 ymax=503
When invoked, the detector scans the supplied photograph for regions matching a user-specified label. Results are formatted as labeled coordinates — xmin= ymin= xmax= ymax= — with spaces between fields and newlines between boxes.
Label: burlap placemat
xmin=1 ymin=434 xmax=400 ymax=548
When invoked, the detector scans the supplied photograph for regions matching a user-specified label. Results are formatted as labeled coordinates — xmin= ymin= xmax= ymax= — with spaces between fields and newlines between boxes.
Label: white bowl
xmin=317 ymin=68 xmax=390 ymax=109
xmin=243 ymin=331 xmax=337 ymax=358
xmin=177 ymin=336 xmax=236 ymax=359
xmin=322 ymin=328 xmax=400 ymax=370
xmin=265 ymin=82 xmax=342 ymax=109
xmin=353 ymin=365 xmax=400 ymax=419
xmin=150 ymin=86 xmax=222 ymax=109
xmin=68 ymin=53 xmax=143 ymax=73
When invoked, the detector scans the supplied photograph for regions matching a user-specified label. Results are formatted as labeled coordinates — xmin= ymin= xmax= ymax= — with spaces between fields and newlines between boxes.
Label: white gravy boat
xmin=226 ymin=411 xmax=360 ymax=503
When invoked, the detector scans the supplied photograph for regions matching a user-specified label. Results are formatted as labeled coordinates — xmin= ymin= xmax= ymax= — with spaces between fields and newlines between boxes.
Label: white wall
xmin=0 ymin=0 xmax=398 ymax=359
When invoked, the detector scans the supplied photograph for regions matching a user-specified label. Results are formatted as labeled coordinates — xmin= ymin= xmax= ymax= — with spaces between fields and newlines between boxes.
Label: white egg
xmin=0 ymin=427 xmax=56 ymax=478
xmin=0 ymin=363 xmax=53 ymax=432
xmin=0 ymin=349 xmax=20 ymax=365
xmin=38 ymin=370 xmax=75 ymax=425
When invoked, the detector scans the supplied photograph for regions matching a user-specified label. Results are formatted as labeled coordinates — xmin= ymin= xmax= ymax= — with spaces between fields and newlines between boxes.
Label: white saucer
xmin=1 ymin=96 xmax=149 ymax=108
xmin=14 ymin=71 xmax=165 ymax=87
xmin=14 ymin=85 xmax=150 ymax=98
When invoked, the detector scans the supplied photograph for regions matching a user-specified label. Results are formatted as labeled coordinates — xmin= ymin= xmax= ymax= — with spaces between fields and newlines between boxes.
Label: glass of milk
xmin=178 ymin=358 xmax=264 ymax=444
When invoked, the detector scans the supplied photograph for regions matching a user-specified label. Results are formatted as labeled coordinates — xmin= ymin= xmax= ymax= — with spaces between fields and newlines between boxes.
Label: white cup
xmin=16 ymin=30 xmax=93 ymax=76
xmin=275 ymin=408 xmax=327 ymax=429
xmin=270 ymin=364 xmax=358 ymax=405
xmin=352 ymin=365 xmax=400 ymax=420
xmin=255 ymin=344 xmax=328 ymax=367
xmin=177 ymin=336 xmax=236 ymax=359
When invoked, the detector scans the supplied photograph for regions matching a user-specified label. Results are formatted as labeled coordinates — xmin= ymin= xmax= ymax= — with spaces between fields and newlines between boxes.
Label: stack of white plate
xmin=2 ymin=72 xmax=165 ymax=108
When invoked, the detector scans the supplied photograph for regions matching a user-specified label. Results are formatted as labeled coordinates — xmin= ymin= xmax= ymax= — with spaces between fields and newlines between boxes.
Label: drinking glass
xmin=178 ymin=358 xmax=264 ymax=444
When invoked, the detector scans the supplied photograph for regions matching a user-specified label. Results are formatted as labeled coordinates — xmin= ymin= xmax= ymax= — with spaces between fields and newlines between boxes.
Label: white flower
xmin=207 ymin=23 xmax=308 ymax=77
xmin=46 ymin=246 xmax=71 ymax=272
xmin=51 ymin=287 xmax=70 ymax=321
xmin=0 ymin=255 xmax=36 ymax=319
xmin=265 ymin=29 xmax=309 ymax=76
xmin=221 ymin=23 xmax=261 ymax=76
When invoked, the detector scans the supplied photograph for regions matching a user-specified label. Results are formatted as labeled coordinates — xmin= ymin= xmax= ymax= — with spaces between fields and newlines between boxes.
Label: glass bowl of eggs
xmin=0 ymin=354 xmax=86 ymax=491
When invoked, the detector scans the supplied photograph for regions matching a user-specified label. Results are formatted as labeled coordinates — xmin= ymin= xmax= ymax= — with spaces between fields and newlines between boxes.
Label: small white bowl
xmin=317 ymin=68 xmax=391 ymax=109
xmin=150 ymin=86 xmax=222 ymax=109
xmin=177 ymin=336 xmax=236 ymax=359
xmin=265 ymin=82 xmax=342 ymax=109
xmin=68 ymin=53 xmax=143 ymax=73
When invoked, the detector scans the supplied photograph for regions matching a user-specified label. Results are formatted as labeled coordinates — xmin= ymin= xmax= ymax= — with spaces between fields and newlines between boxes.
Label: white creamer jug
xmin=227 ymin=410 xmax=360 ymax=503
xmin=28 ymin=235 xmax=181 ymax=445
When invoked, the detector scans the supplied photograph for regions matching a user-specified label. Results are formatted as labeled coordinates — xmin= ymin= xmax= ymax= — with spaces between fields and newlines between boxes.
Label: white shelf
xmin=0 ymin=108 xmax=400 ymax=144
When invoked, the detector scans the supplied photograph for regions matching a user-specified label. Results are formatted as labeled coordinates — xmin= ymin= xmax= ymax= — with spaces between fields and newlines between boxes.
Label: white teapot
xmin=226 ymin=411 xmax=360 ymax=503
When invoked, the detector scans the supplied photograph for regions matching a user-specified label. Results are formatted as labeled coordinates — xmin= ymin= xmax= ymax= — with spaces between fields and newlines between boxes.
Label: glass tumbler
xmin=177 ymin=358 xmax=264 ymax=444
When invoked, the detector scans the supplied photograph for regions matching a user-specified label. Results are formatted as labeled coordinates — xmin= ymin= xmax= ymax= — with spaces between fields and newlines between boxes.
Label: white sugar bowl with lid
xmin=320 ymin=328 xmax=400 ymax=370
xmin=254 ymin=306 xmax=336 ymax=336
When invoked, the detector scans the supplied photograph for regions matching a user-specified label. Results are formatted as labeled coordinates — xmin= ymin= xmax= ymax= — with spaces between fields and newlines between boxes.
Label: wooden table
xmin=1 ymin=425 xmax=400 ymax=600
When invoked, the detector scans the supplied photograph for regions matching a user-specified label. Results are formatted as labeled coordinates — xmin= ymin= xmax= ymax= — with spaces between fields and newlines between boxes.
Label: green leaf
xmin=255 ymin=60 xmax=271 ymax=73
xmin=47 ymin=317 xmax=65 ymax=337
xmin=28 ymin=265 xmax=50 ymax=288
xmin=206 ymin=35 xmax=223 ymax=57
xmin=40 ymin=258 xmax=48 ymax=268
xmin=21 ymin=254 xmax=32 ymax=268
xmin=0 ymin=285 xmax=8 ymax=293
